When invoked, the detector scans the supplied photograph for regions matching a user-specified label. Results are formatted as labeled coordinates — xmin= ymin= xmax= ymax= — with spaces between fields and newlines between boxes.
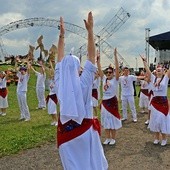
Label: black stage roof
xmin=149 ymin=31 xmax=170 ymax=50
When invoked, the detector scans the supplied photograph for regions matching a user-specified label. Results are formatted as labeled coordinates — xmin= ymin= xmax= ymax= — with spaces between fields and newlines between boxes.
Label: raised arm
xmin=84 ymin=12 xmax=95 ymax=64
xmin=114 ymin=48 xmax=119 ymax=80
xmin=96 ymin=50 xmax=104 ymax=78
xmin=30 ymin=65 xmax=37 ymax=74
xmin=57 ymin=17 xmax=65 ymax=62
xmin=140 ymin=55 xmax=151 ymax=80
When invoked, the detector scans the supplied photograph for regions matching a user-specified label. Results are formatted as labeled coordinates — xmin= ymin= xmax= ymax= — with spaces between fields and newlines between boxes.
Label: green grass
xmin=1 ymin=66 xmax=170 ymax=158
xmin=0 ymin=65 xmax=56 ymax=157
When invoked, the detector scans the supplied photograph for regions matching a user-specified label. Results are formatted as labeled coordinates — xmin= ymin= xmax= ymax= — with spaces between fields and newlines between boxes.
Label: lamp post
xmin=145 ymin=28 xmax=150 ymax=65
xmin=135 ymin=57 xmax=138 ymax=71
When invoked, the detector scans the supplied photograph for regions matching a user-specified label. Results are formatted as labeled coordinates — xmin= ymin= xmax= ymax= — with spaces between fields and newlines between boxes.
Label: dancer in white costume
xmin=92 ymin=71 xmax=100 ymax=117
xmin=142 ymin=56 xmax=170 ymax=146
xmin=31 ymin=64 xmax=46 ymax=109
xmin=98 ymin=48 xmax=122 ymax=145
xmin=15 ymin=58 xmax=31 ymax=121
xmin=119 ymin=67 xmax=144 ymax=122
xmin=139 ymin=72 xmax=150 ymax=113
xmin=0 ymin=71 xmax=8 ymax=116
xmin=54 ymin=12 xmax=108 ymax=170
xmin=46 ymin=61 xmax=58 ymax=126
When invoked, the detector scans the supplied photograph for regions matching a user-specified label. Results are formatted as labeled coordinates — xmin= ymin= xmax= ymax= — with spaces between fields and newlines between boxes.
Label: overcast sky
xmin=0 ymin=0 xmax=170 ymax=68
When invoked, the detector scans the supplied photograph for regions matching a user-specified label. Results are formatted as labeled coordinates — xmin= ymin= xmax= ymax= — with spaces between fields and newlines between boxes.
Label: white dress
xmin=148 ymin=74 xmax=170 ymax=134
xmin=0 ymin=77 xmax=8 ymax=108
xmin=101 ymin=76 xmax=122 ymax=130
xmin=47 ymin=79 xmax=57 ymax=115
xmin=92 ymin=77 xmax=100 ymax=107
xmin=55 ymin=60 xmax=108 ymax=170
xmin=139 ymin=80 xmax=149 ymax=108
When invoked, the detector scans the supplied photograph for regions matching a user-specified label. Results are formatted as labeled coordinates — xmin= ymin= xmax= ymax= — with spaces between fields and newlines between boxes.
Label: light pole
xmin=145 ymin=28 xmax=150 ymax=65
xmin=135 ymin=57 xmax=138 ymax=71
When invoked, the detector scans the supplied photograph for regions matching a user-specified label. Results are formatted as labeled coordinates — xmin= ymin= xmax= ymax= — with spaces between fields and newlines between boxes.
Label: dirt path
xmin=0 ymin=112 xmax=170 ymax=170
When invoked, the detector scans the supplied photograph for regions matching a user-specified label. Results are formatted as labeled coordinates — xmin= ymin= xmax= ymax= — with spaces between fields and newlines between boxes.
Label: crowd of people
xmin=1 ymin=11 xmax=170 ymax=170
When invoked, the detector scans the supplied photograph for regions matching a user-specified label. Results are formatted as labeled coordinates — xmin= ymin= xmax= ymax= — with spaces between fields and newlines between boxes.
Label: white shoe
xmin=153 ymin=139 xmax=159 ymax=145
xmin=133 ymin=119 xmax=137 ymax=123
xmin=161 ymin=140 xmax=167 ymax=146
xmin=51 ymin=121 xmax=57 ymax=126
xmin=25 ymin=118 xmax=30 ymax=122
xmin=109 ymin=139 xmax=116 ymax=145
xmin=0 ymin=112 xmax=2 ymax=115
xmin=103 ymin=139 xmax=111 ymax=145
xmin=141 ymin=110 xmax=145 ymax=113
xmin=1 ymin=113 xmax=6 ymax=116
xmin=145 ymin=120 xmax=149 ymax=125
xmin=121 ymin=118 xmax=127 ymax=121
xmin=55 ymin=122 xmax=58 ymax=126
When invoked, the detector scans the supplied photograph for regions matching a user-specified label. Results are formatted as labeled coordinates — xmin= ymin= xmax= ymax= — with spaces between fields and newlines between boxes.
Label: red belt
xmin=46 ymin=94 xmax=58 ymax=104
xmin=92 ymin=89 xmax=98 ymax=100
xmin=0 ymin=88 xmax=8 ymax=98
xmin=57 ymin=118 xmax=101 ymax=147
xmin=102 ymin=96 xmax=120 ymax=119
xmin=151 ymin=96 xmax=169 ymax=116
xmin=140 ymin=89 xmax=149 ymax=97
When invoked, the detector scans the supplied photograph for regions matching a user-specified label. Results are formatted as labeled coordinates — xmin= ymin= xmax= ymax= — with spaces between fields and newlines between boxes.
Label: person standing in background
xmin=0 ymin=71 xmax=8 ymax=116
xmin=15 ymin=57 xmax=31 ymax=121
xmin=31 ymin=62 xmax=46 ymax=110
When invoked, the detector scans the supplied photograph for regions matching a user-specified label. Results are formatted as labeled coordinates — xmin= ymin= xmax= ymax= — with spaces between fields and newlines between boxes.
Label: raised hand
xmin=140 ymin=54 xmax=147 ymax=62
xmin=84 ymin=12 xmax=93 ymax=32
xmin=114 ymin=48 xmax=117 ymax=56
xmin=59 ymin=17 xmax=65 ymax=36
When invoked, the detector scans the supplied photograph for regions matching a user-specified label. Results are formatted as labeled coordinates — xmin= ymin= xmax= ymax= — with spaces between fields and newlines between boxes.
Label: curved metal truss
xmin=0 ymin=17 xmax=87 ymax=38
xmin=0 ymin=12 xmax=130 ymax=67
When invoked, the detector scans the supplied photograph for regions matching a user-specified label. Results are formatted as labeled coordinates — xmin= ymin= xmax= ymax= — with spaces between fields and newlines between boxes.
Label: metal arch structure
xmin=0 ymin=12 xmax=130 ymax=67
xmin=0 ymin=17 xmax=87 ymax=38
xmin=0 ymin=17 xmax=87 ymax=60
xmin=75 ymin=7 xmax=131 ymax=67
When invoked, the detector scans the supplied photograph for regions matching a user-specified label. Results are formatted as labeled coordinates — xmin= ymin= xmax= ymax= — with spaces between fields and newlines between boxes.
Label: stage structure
xmin=0 ymin=18 xmax=87 ymax=61
xmin=148 ymin=31 xmax=170 ymax=67
xmin=75 ymin=7 xmax=131 ymax=67
xmin=0 ymin=9 xmax=130 ymax=67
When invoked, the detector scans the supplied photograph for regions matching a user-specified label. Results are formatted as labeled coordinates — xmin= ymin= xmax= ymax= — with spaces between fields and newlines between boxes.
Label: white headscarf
xmin=58 ymin=54 xmax=86 ymax=124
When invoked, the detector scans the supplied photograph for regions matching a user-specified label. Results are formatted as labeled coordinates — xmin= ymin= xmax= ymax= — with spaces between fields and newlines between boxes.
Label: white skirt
xmin=47 ymin=98 xmax=57 ymax=115
xmin=0 ymin=96 xmax=8 ymax=108
xmin=59 ymin=126 xmax=108 ymax=170
xmin=139 ymin=93 xmax=149 ymax=108
xmin=101 ymin=104 xmax=122 ymax=130
xmin=148 ymin=105 xmax=170 ymax=134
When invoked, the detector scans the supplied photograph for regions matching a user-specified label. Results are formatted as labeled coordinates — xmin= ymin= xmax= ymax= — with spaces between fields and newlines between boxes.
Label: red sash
xmin=0 ymin=88 xmax=8 ymax=98
xmin=92 ymin=89 xmax=98 ymax=100
xmin=151 ymin=96 xmax=169 ymax=116
xmin=140 ymin=89 xmax=149 ymax=97
xmin=57 ymin=118 xmax=101 ymax=147
xmin=46 ymin=94 xmax=58 ymax=104
xmin=102 ymin=96 xmax=120 ymax=119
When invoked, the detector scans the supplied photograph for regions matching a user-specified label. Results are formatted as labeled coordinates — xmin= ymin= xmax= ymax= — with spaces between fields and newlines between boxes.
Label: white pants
xmin=121 ymin=95 xmax=137 ymax=120
xmin=17 ymin=91 xmax=30 ymax=119
xmin=36 ymin=87 xmax=46 ymax=108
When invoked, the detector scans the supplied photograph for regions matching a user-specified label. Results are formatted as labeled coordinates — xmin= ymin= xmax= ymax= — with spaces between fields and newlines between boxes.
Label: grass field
xmin=0 ymin=65 xmax=170 ymax=158
xmin=0 ymin=65 xmax=56 ymax=157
